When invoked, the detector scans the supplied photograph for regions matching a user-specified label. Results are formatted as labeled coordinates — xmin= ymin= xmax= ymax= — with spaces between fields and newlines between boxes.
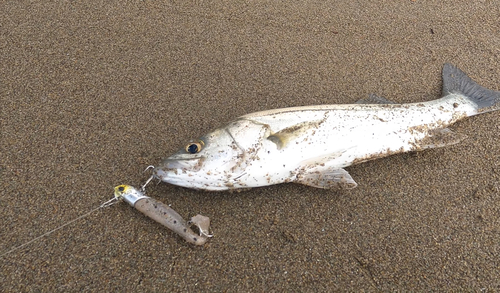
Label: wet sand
xmin=1 ymin=1 xmax=500 ymax=291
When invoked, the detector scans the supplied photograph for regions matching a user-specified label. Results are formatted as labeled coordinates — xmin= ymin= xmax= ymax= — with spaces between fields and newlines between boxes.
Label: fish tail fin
xmin=442 ymin=63 xmax=500 ymax=115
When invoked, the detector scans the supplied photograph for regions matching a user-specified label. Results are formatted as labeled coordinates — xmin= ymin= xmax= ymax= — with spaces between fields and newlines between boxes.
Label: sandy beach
xmin=1 ymin=1 xmax=500 ymax=291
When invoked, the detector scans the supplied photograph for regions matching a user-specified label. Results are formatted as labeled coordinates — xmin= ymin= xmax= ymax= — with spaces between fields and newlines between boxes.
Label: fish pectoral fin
xmin=413 ymin=127 xmax=466 ymax=150
xmin=356 ymin=94 xmax=397 ymax=104
xmin=266 ymin=125 xmax=307 ymax=150
xmin=296 ymin=167 xmax=358 ymax=189
xmin=267 ymin=134 xmax=284 ymax=150
xmin=266 ymin=118 xmax=329 ymax=150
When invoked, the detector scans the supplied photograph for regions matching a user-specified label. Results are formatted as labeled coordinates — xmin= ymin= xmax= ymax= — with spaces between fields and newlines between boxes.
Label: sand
xmin=1 ymin=0 xmax=500 ymax=291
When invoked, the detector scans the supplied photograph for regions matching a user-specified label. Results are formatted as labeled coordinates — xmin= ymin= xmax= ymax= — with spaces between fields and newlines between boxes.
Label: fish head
xmin=154 ymin=119 xmax=270 ymax=190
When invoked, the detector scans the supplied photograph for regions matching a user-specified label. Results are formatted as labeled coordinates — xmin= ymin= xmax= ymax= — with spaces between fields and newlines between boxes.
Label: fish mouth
xmin=153 ymin=157 xmax=206 ymax=188
xmin=155 ymin=157 xmax=206 ymax=174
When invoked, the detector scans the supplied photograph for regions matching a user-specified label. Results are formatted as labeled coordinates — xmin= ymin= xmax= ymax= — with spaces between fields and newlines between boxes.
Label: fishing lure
xmin=1 ymin=184 xmax=212 ymax=257
xmin=114 ymin=184 xmax=212 ymax=245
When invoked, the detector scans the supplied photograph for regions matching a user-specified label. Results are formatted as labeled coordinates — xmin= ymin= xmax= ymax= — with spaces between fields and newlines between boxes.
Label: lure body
xmin=114 ymin=185 xmax=211 ymax=245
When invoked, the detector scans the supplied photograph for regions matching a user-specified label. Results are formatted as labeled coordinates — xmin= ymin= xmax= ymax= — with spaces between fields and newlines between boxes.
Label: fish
xmin=153 ymin=63 xmax=500 ymax=191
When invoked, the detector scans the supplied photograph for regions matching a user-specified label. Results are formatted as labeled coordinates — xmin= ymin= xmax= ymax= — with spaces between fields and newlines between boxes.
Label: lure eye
xmin=185 ymin=141 xmax=204 ymax=154
xmin=118 ymin=186 xmax=125 ymax=192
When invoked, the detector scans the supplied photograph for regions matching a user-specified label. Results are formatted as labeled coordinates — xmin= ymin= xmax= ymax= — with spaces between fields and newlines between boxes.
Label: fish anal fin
xmin=296 ymin=167 xmax=358 ymax=189
xmin=356 ymin=94 xmax=397 ymax=105
xmin=413 ymin=127 xmax=466 ymax=150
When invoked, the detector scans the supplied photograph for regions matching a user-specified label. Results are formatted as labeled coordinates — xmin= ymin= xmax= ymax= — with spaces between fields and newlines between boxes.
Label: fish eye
xmin=185 ymin=141 xmax=204 ymax=154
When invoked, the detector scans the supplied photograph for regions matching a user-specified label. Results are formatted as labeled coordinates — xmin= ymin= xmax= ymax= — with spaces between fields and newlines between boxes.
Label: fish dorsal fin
xmin=356 ymin=94 xmax=397 ymax=104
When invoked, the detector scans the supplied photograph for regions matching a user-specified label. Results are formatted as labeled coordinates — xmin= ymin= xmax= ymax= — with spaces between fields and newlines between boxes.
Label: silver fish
xmin=154 ymin=64 xmax=500 ymax=191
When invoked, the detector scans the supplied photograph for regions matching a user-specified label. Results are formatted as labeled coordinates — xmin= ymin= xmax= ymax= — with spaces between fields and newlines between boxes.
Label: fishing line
xmin=0 ymin=197 xmax=119 ymax=258
xmin=2 ymin=182 xmax=213 ymax=255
